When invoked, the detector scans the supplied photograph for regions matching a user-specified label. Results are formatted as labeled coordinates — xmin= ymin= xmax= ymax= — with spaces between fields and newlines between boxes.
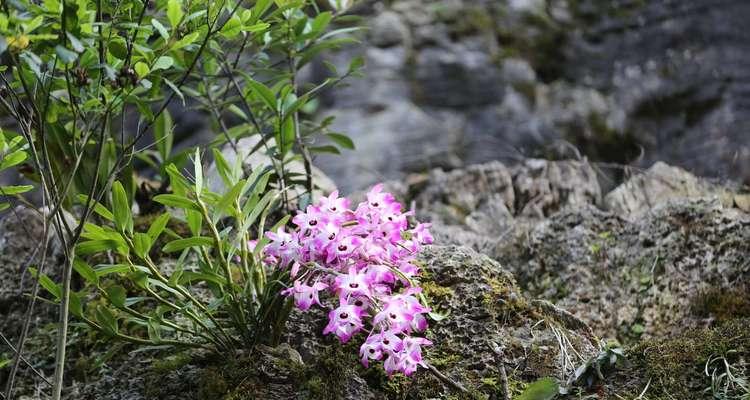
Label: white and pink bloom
xmin=281 ymin=280 xmax=328 ymax=311
xmin=323 ymin=302 xmax=365 ymax=343
xmin=263 ymin=184 xmax=435 ymax=377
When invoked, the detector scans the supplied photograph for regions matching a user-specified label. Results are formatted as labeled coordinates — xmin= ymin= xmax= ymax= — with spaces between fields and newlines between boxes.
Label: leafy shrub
xmin=0 ymin=131 xmax=33 ymax=211
xmin=43 ymin=151 xmax=290 ymax=351
xmin=1 ymin=0 xmax=362 ymax=396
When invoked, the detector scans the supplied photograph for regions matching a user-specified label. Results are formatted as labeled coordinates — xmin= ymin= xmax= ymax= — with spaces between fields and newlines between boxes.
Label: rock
xmin=315 ymin=101 xmax=464 ymax=194
xmin=406 ymin=160 xmax=750 ymax=345
xmin=314 ymin=45 xmax=410 ymax=110
xmin=412 ymin=43 xmax=504 ymax=108
xmin=414 ymin=159 xmax=600 ymax=228
xmin=407 ymin=246 xmax=597 ymax=395
xmin=368 ymin=11 xmax=410 ymax=48
xmin=0 ymin=206 xmax=64 ymax=300
xmin=511 ymin=158 xmax=601 ymax=217
xmin=521 ymin=199 xmax=750 ymax=342
xmin=563 ymin=0 xmax=750 ymax=184
xmin=501 ymin=57 xmax=537 ymax=86
xmin=415 ymin=161 xmax=515 ymax=238
xmin=603 ymin=162 xmax=733 ymax=216
xmin=78 ymin=245 xmax=598 ymax=399
xmin=604 ymin=319 xmax=750 ymax=399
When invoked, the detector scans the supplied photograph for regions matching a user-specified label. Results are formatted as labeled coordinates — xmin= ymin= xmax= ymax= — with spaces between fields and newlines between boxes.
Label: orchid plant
xmin=263 ymin=184 xmax=436 ymax=376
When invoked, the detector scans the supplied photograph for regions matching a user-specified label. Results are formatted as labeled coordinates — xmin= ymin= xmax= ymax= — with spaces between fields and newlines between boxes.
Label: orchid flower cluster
xmin=262 ymin=184 xmax=435 ymax=376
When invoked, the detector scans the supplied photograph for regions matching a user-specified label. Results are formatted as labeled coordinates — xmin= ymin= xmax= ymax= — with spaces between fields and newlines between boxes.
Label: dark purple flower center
xmin=372 ymin=202 xmax=379 ymax=207
xmin=328 ymin=233 xmax=336 ymax=240
xmin=340 ymin=312 xmax=348 ymax=319
xmin=354 ymin=300 xmax=363 ymax=307
xmin=383 ymin=339 xmax=390 ymax=345
xmin=338 ymin=245 xmax=348 ymax=251
xmin=369 ymin=349 xmax=375 ymax=354
xmin=309 ymin=220 xmax=317 ymax=226
xmin=349 ymin=283 xmax=359 ymax=288
xmin=389 ymin=313 xmax=397 ymax=319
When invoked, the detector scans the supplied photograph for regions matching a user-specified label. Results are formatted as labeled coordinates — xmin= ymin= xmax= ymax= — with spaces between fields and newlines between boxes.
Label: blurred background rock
xmin=312 ymin=0 xmax=750 ymax=193
xmin=3 ymin=0 xmax=749 ymax=196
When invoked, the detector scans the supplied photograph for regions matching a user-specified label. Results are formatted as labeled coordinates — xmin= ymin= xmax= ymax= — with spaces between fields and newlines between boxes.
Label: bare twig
xmin=490 ymin=343 xmax=511 ymax=400
xmin=0 ymin=332 xmax=52 ymax=387
xmin=425 ymin=362 xmax=470 ymax=395
xmin=4 ymin=208 xmax=52 ymax=398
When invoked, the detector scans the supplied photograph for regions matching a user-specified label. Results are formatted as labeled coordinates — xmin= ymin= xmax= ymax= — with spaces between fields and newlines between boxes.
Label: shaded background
xmin=3 ymin=0 xmax=749 ymax=196
xmin=310 ymin=0 xmax=750 ymax=193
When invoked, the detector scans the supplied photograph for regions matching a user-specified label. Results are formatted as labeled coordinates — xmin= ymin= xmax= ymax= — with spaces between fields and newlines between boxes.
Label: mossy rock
xmin=596 ymin=319 xmax=750 ymax=399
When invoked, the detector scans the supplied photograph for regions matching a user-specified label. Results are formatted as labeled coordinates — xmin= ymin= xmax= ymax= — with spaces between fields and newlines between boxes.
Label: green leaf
xmin=69 ymin=292 xmax=83 ymax=317
xmin=95 ymin=305 xmax=118 ymax=336
xmin=147 ymin=318 xmax=162 ymax=342
xmin=134 ymin=61 xmax=150 ymax=79
xmin=77 ymin=239 xmax=127 ymax=256
xmin=106 ymin=285 xmax=127 ymax=308
xmin=221 ymin=15 xmax=242 ymax=38
xmin=38 ymin=273 xmax=61 ymax=300
xmin=217 ymin=180 xmax=245 ymax=216
xmin=95 ymin=264 xmax=136 ymax=277
xmin=0 ymin=185 xmax=33 ymax=195
xmin=76 ymin=194 xmax=113 ymax=221
xmin=154 ymin=110 xmax=174 ymax=161
xmin=326 ymin=133 xmax=355 ymax=149
xmin=0 ymin=202 xmax=10 ymax=212
xmin=246 ymin=79 xmax=277 ymax=111
xmin=151 ymin=19 xmax=169 ymax=40
xmin=152 ymin=56 xmax=174 ymax=71
xmin=309 ymin=145 xmax=340 ymax=155
xmin=147 ymin=213 xmax=171 ymax=241
xmin=162 ymin=236 xmax=213 ymax=253
xmin=186 ymin=209 xmax=202 ymax=236
xmin=516 ymin=377 xmax=559 ymax=400
xmin=133 ymin=232 xmax=152 ymax=258
xmin=112 ymin=181 xmax=133 ymax=233
xmin=108 ymin=38 xmax=128 ymax=59
xmin=164 ymin=78 xmax=185 ymax=106
xmin=73 ymin=258 xmax=99 ymax=286
xmin=153 ymin=194 xmax=198 ymax=210
xmin=65 ymin=32 xmax=85 ymax=53
xmin=55 ymin=45 xmax=78 ymax=64
xmin=167 ymin=0 xmax=184 ymax=27
xmin=311 ymin=12 xmax=333 ymax=36
xmin=172 ymin=31 xmax=200 ymax=51
xmin=348 ymin=55 xmax=365 ymax=73
xmin=193 ymin=148 xmax=203 ymax=194
xmin=0 ymin=149 xmax=27 ymax=169
xmin=212 ymin=148 xmax=235 ymax=186
xmin=179 ymin=271 xmax=227 ymax=285
xmin=278 ymin=116 xmax=295 ymax=155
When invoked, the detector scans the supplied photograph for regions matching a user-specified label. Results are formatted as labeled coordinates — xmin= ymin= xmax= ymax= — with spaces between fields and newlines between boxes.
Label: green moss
xmin=622 ymin=319 xmax=750 ymax=398
xmin=482 ymin=276 xmax=529 ymax=320
xmin=690 ymin=286 xmax=750 ymax=323
xmin=151 ymin=351 xmax=193 ymax=374
xmin=199 ymin=367 xmax=229 ymax=399
xmin=422 ymin=281 xmax=455 ymax=302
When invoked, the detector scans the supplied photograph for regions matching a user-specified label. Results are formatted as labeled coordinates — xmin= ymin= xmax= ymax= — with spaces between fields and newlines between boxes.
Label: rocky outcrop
xmin=407 ymin=159 xmax=750 ymax=344
xmin=78 ymin=245 xmax=598 ymax=400
xmin=4 ymin=159 xmax=749 ymax=399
